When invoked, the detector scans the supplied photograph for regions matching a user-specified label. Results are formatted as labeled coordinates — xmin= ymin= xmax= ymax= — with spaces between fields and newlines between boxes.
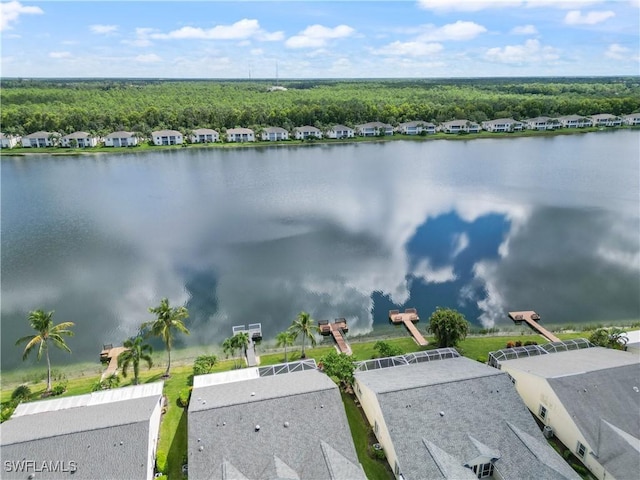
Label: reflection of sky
xmin=2 ymin=131 xmax=639 ymax=369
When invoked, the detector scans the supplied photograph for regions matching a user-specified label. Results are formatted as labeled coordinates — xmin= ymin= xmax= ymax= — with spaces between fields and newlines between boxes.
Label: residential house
xmin=397 ymin=121 xmax=436 ymax=135
xmin=622 ymin=113 xmax=640 ymax=126
xmin=152 ymin=129 xmax=183 ymax=146
xmin=355 ymin=121 xmax=394 ymax=136
xmin=104 ymin=131 xmax=139 ymax=147
xmin=261 ymin=126 xmax=289 ymax=141
xmin=188 ymin=360 xmax=366 ymax=480
xmin=0 ymin=382 xmax=164 ymax=480
xmin=226 ymin=128 xmax=255 ymax=143
xmin=590 ymin=114 xmax=622 ymax=127
xmin=0 ymin=132 xmax=21 ymax=149
xmin=60 ymin=131 xmax=99 ymax=148
xmin=294 ymin=125 xmax=323 ymax=140
xmin=440 ymin=120 xmax=481 ymax=134
xmin=353 ymin=349 xmax=579 ymax=480
xmin=481 ymin=118 xmax=523 ymax=132
xmin=326 ymin=125 xmax=355 ymax=139
xmin=488 ymin=340 xmax=639 ymax=480
xmin=190 ymin=128 xmax=219 ymax=143
xmin=21 ymin=131 xmax=58 ymax=148
xmin=525 ymin=117 xmax=559 ymax=130
xmin=557 ymin=115 xmax=592 ymax=129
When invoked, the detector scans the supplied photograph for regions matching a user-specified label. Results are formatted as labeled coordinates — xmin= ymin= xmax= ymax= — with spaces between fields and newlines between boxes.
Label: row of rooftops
xmin=1 ymin=339 xmax=637 ymax=479
xmin=2 ymin=112 xmax=638 ymax=148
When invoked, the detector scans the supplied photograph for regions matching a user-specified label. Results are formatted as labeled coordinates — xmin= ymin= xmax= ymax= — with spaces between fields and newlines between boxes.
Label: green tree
xmin=320 ymin=351 xmax=355 ymax=390
xmin=589 ymin=328 xmax=628 ymax=350
xmin=427 ymin=307 xmax=470 ymax=348
xmin=15 ymin=310 xmax=75 ymax=393
xmin=288 ymin=311 xmax=319 ymax=359
xmin=193 ymin=354 xmax=218 ymax=375
xmin=92 ymin=373 xmax=120 ymax=391
xmin=373 ymin=340 xmax=403 ymax=358
xmin=275 ymin=330 xmax=295 ymax=362
xmin=118 ymin=335 xmax=153 ymax=385
xmin=143 ymin=298 xmax=190 ymax=377
xmin=222 ymin=337 xmax=240 ymax=368
xmin=233 ymin=331 xmax=250 ymax=355
xmin=11 ymin=384 xmax=32 ymax=403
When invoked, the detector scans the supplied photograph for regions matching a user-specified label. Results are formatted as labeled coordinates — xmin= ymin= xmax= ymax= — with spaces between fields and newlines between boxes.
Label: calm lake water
xmin=2 ymin=131 xmax=639 ymax=370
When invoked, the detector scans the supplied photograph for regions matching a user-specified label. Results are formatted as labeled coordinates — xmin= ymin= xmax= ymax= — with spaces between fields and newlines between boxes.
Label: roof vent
xmin=439 ymin=411 xmax=445 ymax=417
xmin=284 ymin=421 xmax=290 ymax=428
xmin=633 ymin=386 xmax=639 ymax=393
xmin=255 ymin=425 xmax=261 ymax=432
xmin=223 ymin=422 xmax=226 ymax=426
xmin=251 ymin=392 xmax=256 ymax=396
xmin=199 ymin=446 xmax=204 ymax=452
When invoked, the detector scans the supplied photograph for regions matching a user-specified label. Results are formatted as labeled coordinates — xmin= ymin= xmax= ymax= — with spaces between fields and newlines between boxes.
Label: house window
xmin=576 ymin=442 xmax=587 ymax=459
xmin=374 ymin=420 xmax=379 ymax=434
xmin=394 ymin=461 xmax=401 ymax=477
xmin=472 ymin=463 xmax=494 ymax=478
xmin=539 ymin=405 xmax=547 ymax=420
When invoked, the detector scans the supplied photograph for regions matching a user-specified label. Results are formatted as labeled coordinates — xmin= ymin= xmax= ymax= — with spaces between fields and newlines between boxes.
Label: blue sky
xmin=1 ymin=0 xmax=638 ymax=78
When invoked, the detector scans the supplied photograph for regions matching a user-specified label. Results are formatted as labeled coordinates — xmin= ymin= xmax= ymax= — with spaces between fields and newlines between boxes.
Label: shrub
xmin=177 ymin=387 xmax=192 ymax=408
xmin=1 ymin=402 xmax=17 ymax=423
xmin=506 ymin=341 xmax=515 ymax=348
xmin=524 ymin=341 xmax=538 ymax=346
xmin=51 ymin=381 xmax=68 ymax=396
xmin=373 ymin=341 xmax=403 ymax=358
xmin=193 ymin=354 xmax=218 ymax=376
xmin=368 ymin=445 xmax=386 ymax=460
xmin=515 ymin=341 xmax=523 ymax=347
xmin=11 ymin=384 xmax=32 ymax=402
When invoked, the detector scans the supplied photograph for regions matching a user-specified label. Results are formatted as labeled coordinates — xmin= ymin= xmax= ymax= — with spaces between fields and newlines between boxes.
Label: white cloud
xmin=90 ymin=24 xmax=118 ymax=35
xmin=285 ymin=24 xmax=355 ymax=49
xmin=150 ymin=19 xmax=283 ymax=42
xmin=250 ymin=48 xmax=263 ymax=56
xmin=605 ymin=43 xmax=630 ymax=60
xmin=417 ymin=0 xmax=605 ymax=11
xmin=564 ymin=10 xmax=615 ymax=25
xmin=485 ymin=39 xmax=559 ymax=64
xmin=630 ymin=0 xmax=640 ymax=7
xmin=452 ymin=232 xmax=470 ymax=258
xmin=511 ymin=24 xmax=538 ymax=35
xmin=416 ymin=21 xmax=487 ymax=42
xmin=413 ymin=259 xmax=457 ymax=284
xmin=122 ymin=27 xmax=155 ymax=47
xmin=374 ymin=41 xmax=443 ymax=57
xmin=49 ymin=51 xmax=71 ymax=59
xmin=0 ymin=1 xmax=43 ymax=31
xmin=135 ymin=53 xmax=162 ymax=63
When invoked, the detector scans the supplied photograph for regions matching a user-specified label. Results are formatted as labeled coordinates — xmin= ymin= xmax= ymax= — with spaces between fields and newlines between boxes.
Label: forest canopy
xmin=1 ymin=77 xmax=638 ymax=135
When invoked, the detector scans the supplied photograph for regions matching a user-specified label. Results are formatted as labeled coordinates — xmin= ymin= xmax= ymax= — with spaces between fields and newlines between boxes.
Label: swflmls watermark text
xmin=4 ymin=460 xmax=78 ymax=473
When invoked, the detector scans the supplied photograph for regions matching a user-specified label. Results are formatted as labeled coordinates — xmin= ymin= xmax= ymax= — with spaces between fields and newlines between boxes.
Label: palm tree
xmin=118 ymin=335 xmax=153 ymax=385
xmin=275 ymin=330 xmax=295 ymax=362
xmin=233 ymin=332 xmax=250 ymax=356
xmin=15 ymin=310 xmax=75 ymax=393
xmin=288 ymin=311 xmax=319 ymax=359
xmin=143 ymin=298 xmax=190 ymax=378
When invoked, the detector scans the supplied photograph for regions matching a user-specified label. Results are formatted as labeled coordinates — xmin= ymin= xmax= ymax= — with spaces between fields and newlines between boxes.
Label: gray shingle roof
xmin=193 ymin=128 xmax=218 ymax=134
xmin=356 ymin=357 xmax=579 ymax=480
xmin=152 ymin=129 xmax=182 ymax=136
xmin=62 ymin=131 xmax=93 ymax=140
xmin=189 ymin=368 xmax=365 ymax=480
xmin=105 ymin=131 xmax=135 ymax=138
xmin=23 ymin=131 xmax=55 ymax=138
xmin=0 ymin=382 xmax=164 ymax=480
xmin=263 ymin=127 xmax=288 ymax=133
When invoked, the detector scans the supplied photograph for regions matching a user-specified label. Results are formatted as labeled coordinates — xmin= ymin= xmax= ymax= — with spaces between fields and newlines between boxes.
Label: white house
xmin=226 ymin=128 xmax=255 ymax=143
xmin=261 ymin=126 xmax=289 ymax=141
xmin=557 ymin=115 xmax=592 ymax=129
xmin=0 ymin=133 xmax=21 ymax=149
xmin=104 ymin=131 xmax=139 ymax=147
xmin=326 ymin=125 xmax=354 ymax=139
xmin=188 ymin=360 xmax=366 ymax=480
xmin=481 ymin=118 xmax=523 ymax=132
xmin=440 ymin=119 xmax=480 ymax=134
xmin=353 ymin=350 xmax=579 ymax=480
xmin=355 ymin=122 xmax=393 ymax=136
xmin=622 ymin=113 xmax=640 ymax=126
xmin=590 ymin=114 xmax=622 ymax=127
xmin=21 ymin=131 xmax=58 ymax=148
xmin=397 ymin=121 xmax=436 ymax=135
xmin=294 ymin=125 xmax=322 ymax=140
xmin=152 ymin=129 xmax=183 ymax=146
xmin=525 ymin=117 xmax=559 ymax=130
xmin=60 ymin=131 xmax=99 ymax=148
xmin=190 ymin=128 xmax=219 ymax=143
xmin=489 ymin=340 xmax=640 ymax=480
xmin=0 ymin=382 xmax=165 ymax=480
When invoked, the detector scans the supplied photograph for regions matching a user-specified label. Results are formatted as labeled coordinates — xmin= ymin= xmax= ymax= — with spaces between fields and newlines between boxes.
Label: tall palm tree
xmin=15 ymin=310 xmax=75 ymax=393
xmin=233 ymin=332 xmax=250 ymax=355
xmin=118 ymin=335 xmax=153 ymax=385
xmin=275 ymin=330 xmax=295 ymax=362
xmin=143 ymin=298 xmax=189 ymax=378
xmin=288 ymin=311 xmax=319 ymax=359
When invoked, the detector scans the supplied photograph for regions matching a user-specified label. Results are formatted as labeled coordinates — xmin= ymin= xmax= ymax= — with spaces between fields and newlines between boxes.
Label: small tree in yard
xmin=320 ymin=351 xmax=356 ymax=391
xmin=193 ymin=354 xmax=218 ymax=375
xmin=373 ymin=341 xmax=403 ymax=358
xmin=589 ymin=327 xmax=628 ymax=350
xmin=427 ymin=307 xmax=470 ymax=348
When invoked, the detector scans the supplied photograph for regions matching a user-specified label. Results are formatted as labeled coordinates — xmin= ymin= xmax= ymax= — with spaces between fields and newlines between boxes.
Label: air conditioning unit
xmin=543 ymin=425 xmax=554 ymax=439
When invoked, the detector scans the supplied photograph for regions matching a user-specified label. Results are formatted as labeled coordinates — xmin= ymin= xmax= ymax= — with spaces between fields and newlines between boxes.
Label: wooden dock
xmin=508 ymin=311 xmax=560 ymax=343
xmin=232 ymin=324 xmax=263 ymax=367
xmin=389 ymin=308 xmax=429 ymax=346
xmin=99 ymin=345 xmax=127 ymax=380
xmin=319 ymin=318 xmax=352 ymax=355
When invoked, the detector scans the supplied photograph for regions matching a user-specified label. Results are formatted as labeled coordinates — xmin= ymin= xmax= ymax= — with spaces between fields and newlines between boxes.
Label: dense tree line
xmin=1 ymin=77 xmax=638 ymax=136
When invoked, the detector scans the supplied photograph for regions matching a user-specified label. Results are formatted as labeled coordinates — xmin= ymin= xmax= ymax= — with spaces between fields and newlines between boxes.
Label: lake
xmin=2 ymin=131 xmax=639 ymax=370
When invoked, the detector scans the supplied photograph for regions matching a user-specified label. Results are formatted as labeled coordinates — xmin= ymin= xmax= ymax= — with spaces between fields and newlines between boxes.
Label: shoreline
xmin=2 ymin=126 xmax=635 ymax=159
